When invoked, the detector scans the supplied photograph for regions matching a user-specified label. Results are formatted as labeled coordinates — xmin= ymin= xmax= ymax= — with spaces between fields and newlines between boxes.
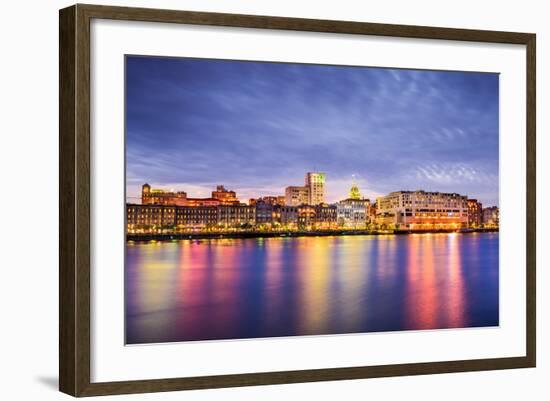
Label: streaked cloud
xmin=126 ymin=56 xmax=499 ymax=206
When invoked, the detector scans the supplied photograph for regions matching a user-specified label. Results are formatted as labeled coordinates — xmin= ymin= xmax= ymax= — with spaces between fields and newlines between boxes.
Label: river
xmin=125 ymin=232 xmax=499 ymax=344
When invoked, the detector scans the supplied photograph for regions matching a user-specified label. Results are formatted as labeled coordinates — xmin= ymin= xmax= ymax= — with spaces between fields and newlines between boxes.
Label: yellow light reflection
xmin=296 ymin=237 xmax=331 ymax=334
xmin=446 ymin=234 xmax=465 ymax=327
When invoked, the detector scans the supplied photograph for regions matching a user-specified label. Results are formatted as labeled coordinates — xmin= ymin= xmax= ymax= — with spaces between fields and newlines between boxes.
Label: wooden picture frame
xmin=59 ymin=3 xmax=536 ymax=397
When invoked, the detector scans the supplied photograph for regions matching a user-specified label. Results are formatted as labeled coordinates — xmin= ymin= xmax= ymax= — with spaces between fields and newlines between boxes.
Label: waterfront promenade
xmin=126 ymin=227 xmax=498 ymax=241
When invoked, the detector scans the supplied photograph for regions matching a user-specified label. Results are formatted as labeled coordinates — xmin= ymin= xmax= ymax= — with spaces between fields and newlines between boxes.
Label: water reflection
xmin=446 ymin=234 xmax=466 ymax=328
xmin=126 ymin=233 xmax=499 ymax=344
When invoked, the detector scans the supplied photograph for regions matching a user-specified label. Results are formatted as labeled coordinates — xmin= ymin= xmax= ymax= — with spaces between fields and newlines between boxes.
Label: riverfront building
xmin=252 ymin=202 xmax=300 ymax=229
xmin=482 ymin=206 xmax=499 ymax=227
xmin=176 ymin=206 xmax=218 ymax=229
xmin=467 ymin=199 xmax=483 ymax=227
xmin=278 ymin=206 xmax=299 ymax=228
xmin=129 ymin=180 xmax=493 ymax=234
xmin=127 ymin=204 xmax=176 ymax=230
xmin=297 ymin=204 xmax=337 ymax=229
xmin=375 ymin=190 xmax=468 ymax=230
xmin=336 ymin=184 xmax=371 ymax=228
xmin=255 ymin=200 xmax=276 ymax=226
xmin=337 ymin=199 xmax=370 ymax=228
xmin=217 ymin=205 xmax=256 ymax=228
xmin=128 ymin=203 xmax=254 ymax=232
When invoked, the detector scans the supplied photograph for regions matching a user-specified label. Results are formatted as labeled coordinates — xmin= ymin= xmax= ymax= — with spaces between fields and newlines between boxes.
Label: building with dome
xmin=336 ymin=182 xmax=371 ymax=228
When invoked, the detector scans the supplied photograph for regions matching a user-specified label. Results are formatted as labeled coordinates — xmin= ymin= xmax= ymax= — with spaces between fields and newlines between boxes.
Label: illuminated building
xmin=255 ymin=200 xmax=275 ymax=226
xmin=249 ymin=196 xmax=286 ymax=206
xmin=217 ymin=205 xmax=256 ymax=228
xmin=305 ymin=172 xmax=326 ymax=205
xmin=285 ymin=172 xmax=326 ymax=206
xmin=278 ymin=206 xmax=298 ymax=228
xmin=375 ymin=190 xmax=468 ymax=230
xmin=176 ymin=206 xmax=218 ymax=229
xmin=130 ymin=181 xmax=485 ymax=233
xmin=467 ymin=199 xmax=483 ymax=227
xmin=482 ymin=206 xmax=499 ymax=227
xmin=211 ymin=185 xmax=240 ymax=205
xmin=253 ymin=202 xmax=299 ymax=228
xmin=349 ymin=182 xmax=361 ymax=200
xmin=297 ymin=204 xmax=337 ymax=229
xmin=285 ymin=186 xmax=309 ymax=206
xmin=336 ymin=183 xmax=370 ymax=228
xmin=337 ymin=199 xmax=370 ymax=229
xmin=127 ymin=204 xmax=176 ymax=232
xmin=127 ymin=204 xmax=253 ymax=231
xmin=141 ymin=183 xmax=188 ymax=206
xmin=140 ymin=183 xmax=227 ymax=206
xmin=185 ymin=198 xmax=220 ymax=207
xmin=270 ymin=196 xmax=286 ymax=206
xmin=369 ymin=201 xmax=377 ymax=221
xmin=336 ymin=198 xmax=362 ymax=228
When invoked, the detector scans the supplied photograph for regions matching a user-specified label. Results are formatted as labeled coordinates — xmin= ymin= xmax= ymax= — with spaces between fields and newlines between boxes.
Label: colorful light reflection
xmin=125 ymin=233 xmax=499 ymax=344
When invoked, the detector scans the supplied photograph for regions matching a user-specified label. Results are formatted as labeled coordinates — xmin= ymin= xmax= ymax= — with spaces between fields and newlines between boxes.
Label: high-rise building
xmin=284 ymin=172 xmax=326 ymax=206
xmin=305 ymin=172 xmax=326 ymax=205
xmin=285 ymin=186 xmax=309 ymax=206
xmin=375 ymin=190 xmax=468 ymax=230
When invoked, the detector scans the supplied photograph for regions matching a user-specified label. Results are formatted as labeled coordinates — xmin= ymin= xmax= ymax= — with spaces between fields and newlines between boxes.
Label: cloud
xmin=125 ymin=57 xmax=499 ymax=206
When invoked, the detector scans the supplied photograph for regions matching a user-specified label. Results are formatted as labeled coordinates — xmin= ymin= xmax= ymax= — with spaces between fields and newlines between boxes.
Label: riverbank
xmin=126 ymin=227 xmax=498 ymax=241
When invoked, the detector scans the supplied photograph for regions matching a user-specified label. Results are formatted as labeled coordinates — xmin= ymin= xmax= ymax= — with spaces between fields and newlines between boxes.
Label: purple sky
xmin=126 ymin=56 xmax=499 ymax=206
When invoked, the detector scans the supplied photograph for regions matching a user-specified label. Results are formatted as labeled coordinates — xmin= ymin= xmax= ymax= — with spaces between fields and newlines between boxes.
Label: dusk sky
xmin=126 ymin=56 xmax=499 ymax=206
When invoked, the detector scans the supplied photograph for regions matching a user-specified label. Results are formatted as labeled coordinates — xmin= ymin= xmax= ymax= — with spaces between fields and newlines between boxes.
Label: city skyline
xmin=126 ymin=56 xmax=499 ymax=206
xmin=131 ymin=177 xmax=495 ymax=208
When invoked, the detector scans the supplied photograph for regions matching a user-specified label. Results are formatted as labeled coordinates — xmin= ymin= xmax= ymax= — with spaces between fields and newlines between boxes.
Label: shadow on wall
xmin=35 ymin=376 xmax=58 ymax=391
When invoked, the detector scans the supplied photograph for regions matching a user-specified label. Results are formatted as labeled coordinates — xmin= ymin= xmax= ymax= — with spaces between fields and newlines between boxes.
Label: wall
xmin=0 ymin=0 xmax=546 ymax=400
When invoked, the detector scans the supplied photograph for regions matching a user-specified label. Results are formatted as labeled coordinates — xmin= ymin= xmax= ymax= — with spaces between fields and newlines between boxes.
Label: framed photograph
xmin=59 ymin=4 xmax=536 ymax=397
